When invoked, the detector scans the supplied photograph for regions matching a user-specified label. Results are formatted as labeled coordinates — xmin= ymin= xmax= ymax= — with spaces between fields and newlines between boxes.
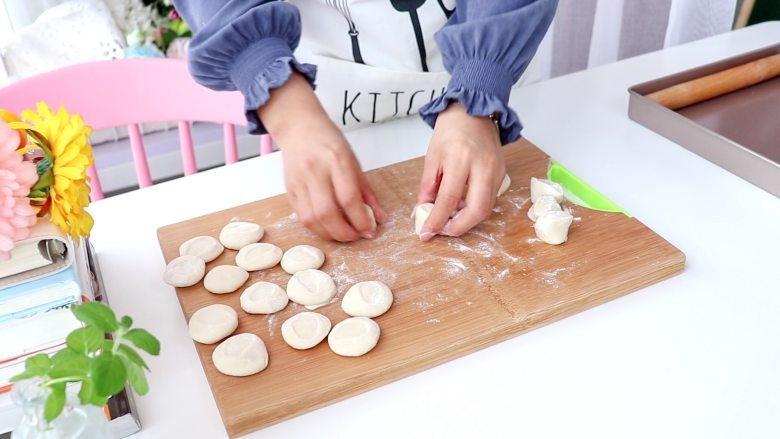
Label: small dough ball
xmin=328 ymin=317 xmax=381 ymax=357
xmin=286 ymin=269 xmax=337 ymax=308
xmin=527 ymin=195 xmax=562 ymax=222
xmin=497 ymin=174 xmax=511 ymax=197
xmin=280 ymin=245 xmax=325 ymax=274
xmin=219 ymin=221 xmax=264 ymax=250
xmin=163 ymin=255 xmax=205 ymax=287
xmin=281 ymin=312 xmax=331 ymax=350
xmin=534 ymin=210 xmax=574 ymax=245
xmin=530 ymin=177 xmax=564 ymax=203
xmin=240 ymin=282 xmax=288 ymax=314
xmin=341 ymin=281 xmax=393 ymax=318
xmin=364 ymin=204 xmax=377 ymax=230
xmin=212 ymin=333 xmax=269 ymax=377
xmin=179 ymin=236 xmax=224 ymax=262
xmin=414 ymin=203 xmax=434 ymax=235
xmin=236 ymin=243 xmax=282 ymax=271
xmin=204 ymin=265 xmax=249 ymax=294
xmin=189 ymin=304 xmax=238 ymax=344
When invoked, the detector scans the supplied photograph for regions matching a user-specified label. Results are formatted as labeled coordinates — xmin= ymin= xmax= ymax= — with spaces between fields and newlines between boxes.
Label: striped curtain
xmin=519 ymin=0 xmax=738 ymax=85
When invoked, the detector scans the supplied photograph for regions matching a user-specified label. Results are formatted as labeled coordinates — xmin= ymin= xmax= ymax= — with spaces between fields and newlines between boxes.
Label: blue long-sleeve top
xmin=174 ymin=0 xmax=557 ymax=145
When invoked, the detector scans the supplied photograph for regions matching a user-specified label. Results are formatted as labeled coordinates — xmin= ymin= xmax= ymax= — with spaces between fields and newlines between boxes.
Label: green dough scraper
xmin=547 ymin=161 xmax=631 ymax=217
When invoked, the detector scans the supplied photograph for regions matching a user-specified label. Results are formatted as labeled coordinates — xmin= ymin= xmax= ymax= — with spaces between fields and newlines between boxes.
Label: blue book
xmin=0 ymin=264 xmax=81 ymax=324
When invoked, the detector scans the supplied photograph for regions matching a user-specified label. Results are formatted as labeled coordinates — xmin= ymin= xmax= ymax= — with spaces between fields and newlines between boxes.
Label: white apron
xmin=288 ymin=0 xmax=457 ymax=130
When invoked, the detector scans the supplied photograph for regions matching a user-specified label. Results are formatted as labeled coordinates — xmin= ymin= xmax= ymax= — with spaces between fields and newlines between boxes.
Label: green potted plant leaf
xmin=9 ymin=302 xmax=160 ymax=438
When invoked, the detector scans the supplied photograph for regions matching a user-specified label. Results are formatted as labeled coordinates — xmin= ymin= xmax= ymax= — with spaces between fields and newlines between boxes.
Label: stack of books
xmin=0 ymin=222 xmax=141 ymax=438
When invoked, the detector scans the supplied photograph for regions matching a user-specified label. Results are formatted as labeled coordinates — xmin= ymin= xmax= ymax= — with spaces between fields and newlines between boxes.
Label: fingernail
xmin=361 ymin=231 xmax=376 ymax=240
xmin=419 ymin=231 xmax=435 ymax=241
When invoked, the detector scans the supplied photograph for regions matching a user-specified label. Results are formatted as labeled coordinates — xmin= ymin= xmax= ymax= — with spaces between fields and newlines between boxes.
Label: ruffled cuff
xmin=419 ymin=59 xmax=521 ymax=145
xmin=230 ymin=37 xmax=317 ymax=135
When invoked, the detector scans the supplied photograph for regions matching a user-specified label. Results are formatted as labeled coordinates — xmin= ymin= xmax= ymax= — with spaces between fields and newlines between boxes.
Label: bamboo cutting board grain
xmin=157 ymin=139 xmax=685 ymax=437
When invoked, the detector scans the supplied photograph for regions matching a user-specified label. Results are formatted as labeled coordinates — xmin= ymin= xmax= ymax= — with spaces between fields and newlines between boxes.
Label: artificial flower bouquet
xmin=0 ymin=103 xmax=95 ymax=260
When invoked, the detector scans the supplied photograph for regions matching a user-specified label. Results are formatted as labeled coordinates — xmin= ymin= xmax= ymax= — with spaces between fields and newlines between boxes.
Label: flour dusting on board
xmin=266 ymin=314 xmax=276 ymax=336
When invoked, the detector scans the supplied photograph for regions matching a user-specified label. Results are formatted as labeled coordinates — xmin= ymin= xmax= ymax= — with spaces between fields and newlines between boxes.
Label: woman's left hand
xmin=416 ymin=102 xmax=506 ymax=241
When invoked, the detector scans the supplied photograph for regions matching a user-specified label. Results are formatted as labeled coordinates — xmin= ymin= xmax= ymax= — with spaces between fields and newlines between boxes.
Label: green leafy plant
xmin=10 ymin=302 xmax=160 ymax=423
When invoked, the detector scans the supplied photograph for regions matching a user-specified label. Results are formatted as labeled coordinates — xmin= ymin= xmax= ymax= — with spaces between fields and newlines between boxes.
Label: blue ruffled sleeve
xmin=419 ymin=0 xmax=557 ymax=145
xmin=174 ymin=0 xmax=317 ymax=134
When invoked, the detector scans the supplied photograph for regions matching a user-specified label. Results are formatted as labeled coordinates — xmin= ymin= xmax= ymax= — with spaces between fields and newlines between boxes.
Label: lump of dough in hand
xmin=534 ymin=210 xmax=574 ymax=245
xmin=341 ymin=281 xmax=393 ymax=318
xmin=530 ymin=177 xmax=564 ymax=203
xmin=240 ymin=281 xmax=288 ymax=314
xmin=527 ymin=195 xmax=562 ymax=222
xmin=414 ymin=203 xmax=434 ymax=235
xmin=212 ymin=333 xmax=269 ymax=377
xmin=188 ymin=304 xmax=238 ymax=344
xmin=497 ymin=174 xmax=511 ymax=197
xmin=281 ymin=312 xmax=331 ymax=350
xmin=204 ymin=265 xmax=249 ymax=294
xmin=364 ymin=204 xmax=377 ymax=230
xmin=280 ymin=245 xmax=325 ymax=274
xmin=328 ymin=317 xmax=381 ymax=357
xmin=219 ymin=221 xmax=264 ymax=250
xmin=286 ymin=269 xmax=337 ymax=308
xmin=163 ymin=255 xmax=205 ymax=287
xmin=179 ymin=236 xmax=224 ymax=262
xmin=236 ymin=243 xmax=282 ymax=271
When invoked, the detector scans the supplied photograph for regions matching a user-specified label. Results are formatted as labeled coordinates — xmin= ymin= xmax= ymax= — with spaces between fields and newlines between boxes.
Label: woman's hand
xmin=258 ymin=72 xmax=386 ymax=242
xmin=416 ymin=102 xmax=506 ymax=241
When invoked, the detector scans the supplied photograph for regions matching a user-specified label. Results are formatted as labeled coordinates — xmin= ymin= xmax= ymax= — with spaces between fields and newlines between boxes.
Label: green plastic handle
xmin=547 ymin=161 xmax=631 ymax=217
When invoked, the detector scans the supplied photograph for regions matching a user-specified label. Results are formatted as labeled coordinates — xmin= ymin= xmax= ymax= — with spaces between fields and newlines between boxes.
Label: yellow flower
xmin=0 ymin=110 xmax=26 ymax=150
xmin=12 ymin=103 xmax=95 ymax=241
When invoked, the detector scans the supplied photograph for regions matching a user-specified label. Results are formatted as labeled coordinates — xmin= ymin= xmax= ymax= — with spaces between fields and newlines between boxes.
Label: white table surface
xmin=89 ymin=22 xmax=780 ymax=439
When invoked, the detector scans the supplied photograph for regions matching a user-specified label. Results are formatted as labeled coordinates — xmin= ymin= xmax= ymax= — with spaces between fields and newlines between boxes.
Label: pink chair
xmin=0 ymin=58 xmax=273 ymax=200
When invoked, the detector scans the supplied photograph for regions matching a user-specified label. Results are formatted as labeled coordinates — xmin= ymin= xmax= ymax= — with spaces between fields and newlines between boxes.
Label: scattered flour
xmin=266 ymin=314 xmax=276 ymax=337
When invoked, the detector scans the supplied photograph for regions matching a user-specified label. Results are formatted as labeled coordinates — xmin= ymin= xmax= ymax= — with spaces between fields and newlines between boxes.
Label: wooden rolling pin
xmin=647 ymin=53 xmax=780 ymax=110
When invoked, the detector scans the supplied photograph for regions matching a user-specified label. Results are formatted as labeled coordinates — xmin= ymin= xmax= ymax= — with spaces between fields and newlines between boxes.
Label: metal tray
xmin=628 ymin=44 xmax=780 ymax=198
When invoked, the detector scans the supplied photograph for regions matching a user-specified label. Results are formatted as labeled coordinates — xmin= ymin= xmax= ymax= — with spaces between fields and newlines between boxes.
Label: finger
xmin=290 ymin=188 xmax=330 ymax=240
xmin=420 ymin=165 xmax=469 ymax=241
xmin=307 ymin=178 xmax=360 ymax=242
xmin=441 ymin=169 xmax=496 ymax=237
xmin=332 ymin=165 xmax=375 ymax=237
xmin=358 ymin=173 xmax=387 ymax=225
xmin=416 ymin=154 xmax=442 ymax=205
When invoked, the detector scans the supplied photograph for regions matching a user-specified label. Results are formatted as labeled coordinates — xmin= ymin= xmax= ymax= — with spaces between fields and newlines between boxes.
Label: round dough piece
xmin=179 ymin=236 xmax=224 ymax=262
xmin=240 ymin=282 xmax=288 ymax=314
xmin=497 ymin=174 xmax=511 ymax=197
xmin=188 ymin=304 xmax=238 ymax=344
xmin=530 ymin=177 xmax=564 ymax=203
xmin=414 ymin=203 xmax=434 ymax=235
xmin=163 ymin=255 xmax=205 ymax=287
xmin=280 ymin=245 xmax=325 ymax=274
xmin=235 ymin=243 xmax=282 ymax=271
xmin=534 ymin=210 xmax=574 ymax=245
xmin=204 ymin=265 xmax=249 ymax=294
xmin=281 ymin=312 xmax=331 ymax=350
xmin=527 ymin=195 xmax=562 ymax=222
xmin=286 ymin=269 xmax=337 ymax=308
xmin=341 ymin=281 xmax=393 ymax=318
xmin=212 ymin=333 xmax=269 ymax=377
xmin=328 ymin=317 xmax=381 ymax=357
xmin=219 ymin=221 xmax=264 ymax=250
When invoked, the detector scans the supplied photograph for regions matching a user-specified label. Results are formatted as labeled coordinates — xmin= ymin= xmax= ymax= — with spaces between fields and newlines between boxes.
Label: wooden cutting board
xmin=157 ymin=139 xmax=685 ymax=438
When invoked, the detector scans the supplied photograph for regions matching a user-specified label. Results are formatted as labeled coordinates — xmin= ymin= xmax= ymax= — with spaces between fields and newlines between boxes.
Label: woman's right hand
xmin=258 ymin=72 xmax=386 ymax=242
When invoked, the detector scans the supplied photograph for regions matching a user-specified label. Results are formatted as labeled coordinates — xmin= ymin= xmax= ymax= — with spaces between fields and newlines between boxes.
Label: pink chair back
xmin=0 ymin=58 xmax=273 ymax=200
